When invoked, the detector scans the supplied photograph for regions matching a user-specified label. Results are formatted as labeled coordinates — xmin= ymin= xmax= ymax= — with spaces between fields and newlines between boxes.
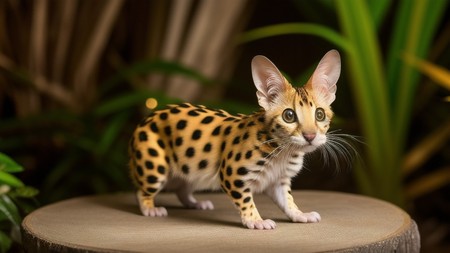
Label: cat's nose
xmin=303 ymin=133 xmax=316 ymax=143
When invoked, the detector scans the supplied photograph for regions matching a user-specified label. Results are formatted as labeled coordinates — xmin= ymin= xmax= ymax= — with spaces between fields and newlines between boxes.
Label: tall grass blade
xmin=388 ymin=0 xmax=448 ymax=154
xmin=335 ymin=0 xmax=399 ymax=203
xmin=238 ymin=23 xmax=351 ymax=52
xmin=403 ymin=53 xmax=450 ymax=91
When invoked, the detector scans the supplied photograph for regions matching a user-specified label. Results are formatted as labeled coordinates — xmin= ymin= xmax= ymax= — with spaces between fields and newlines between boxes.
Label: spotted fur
xmin=129 ymin=50 xmax=341 ymax=229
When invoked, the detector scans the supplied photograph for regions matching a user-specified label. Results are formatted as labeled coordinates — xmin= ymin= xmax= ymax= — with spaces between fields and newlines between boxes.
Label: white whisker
xmin=316 ymin=130 xmax=363 ymax=173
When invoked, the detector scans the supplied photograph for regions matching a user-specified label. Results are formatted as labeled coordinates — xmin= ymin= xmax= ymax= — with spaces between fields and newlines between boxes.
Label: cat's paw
xmin=194 ymin=200 xmax=214 ymax=210
xmin=243 ymin=219 xmax=276 ymax=230
xmin=141 ymin=206 xmax=168 ymax=217
xmin=289 ymin=210 xmax=321 ymax=223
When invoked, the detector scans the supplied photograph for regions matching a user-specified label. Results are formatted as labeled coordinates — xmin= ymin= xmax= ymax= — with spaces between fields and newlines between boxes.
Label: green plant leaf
xmin=0 ymin=171 xmax=24 ymax=188
xmin=11 ymin=186 xmax=39 ymax=198
xmin=0 ymin=230 xmax=12 ymax=253
xmin=0 ymin=153 xmax=23 ymax=173
xmin=238 ymin=23 xmax=351 ymax=53
xmin=97 ymin=113 xmax=129 ymax=155
xmin=403 ymin=53 xmax=450 ymax=91
xmin=0 ymin=195 xmax=21 ymax=226
xmin=387 ymin=0 xmax=448 ymax=152
xmin=336 ymin=0 xmax=404 ymax=205
xmin=367 ymin=0 xmax=391 ymax=29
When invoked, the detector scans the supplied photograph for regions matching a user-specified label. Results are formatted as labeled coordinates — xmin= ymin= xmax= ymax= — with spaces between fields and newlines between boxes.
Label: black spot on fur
xmin=220 ymin=141 xmax=226 ymax=152
xmin=176 ymin=120 xmax=187 ymax=130
xmin=138 ymin=131 xmax=148 ymax=141
xmin=157 ymin=165 xmax=166 ymax=174
xmin=242 ymin=132 xmax=249 ymax=140
xmin=199 ymin=160 xmax=208 ymax=169
xmin=145 ymin=161 xmax=154 ymax=169
xmin=159 ymin=113 xmax=168 ymax=120
xmin=235 ymin=153 xmax=241 ymax=161
xmin=175 ymin=137 xmax=183 ymax=146
xmin=147 ymin=175 xmax=158 ymax=184
xmin=247 ymin=121 xmax=256 ymax=127
xmin=238 ymin=122 xmax=245 ymax=129
xmin=227 ymin=151 xmax=233 ymax=159
xmin=201 ymin=116 xmax=214 ymax=124
xmin=212 ymin=126 xmax=221 ymax=136
xmin=146 ymin=187 xmax=158 ymax=193
xmin=232 ymin=136 xmax=240 ymax=145
xmin=215 ymin=113 xmax=227 ymax=117
xmin=157 ymin=139 xmax=165 ymax=149
xmin=182 ymin=165 xmax=190 ymax=174
xmin=186 ymin=147 xmax=195 ymax=157
xmin=234 ymin=180 xmax=244 ymax=188
xmin=237 ymin=167 xmax=248 ymax=175
xmin=231 ymin=191 xmax=242 ymax=199
xmin=226 ymin=166 xmax=232 ymax=176
xmin=188 ymin=110 xmax=199 ymax=116
xmin=148 ymin=148 xmax=158 ymax=157
xmin=170 ymin=107 xmax=181 ymax=114
xmin=179 ymin=103 xmax=190 ymax=108
xmin=225 ymin=180 xmax=231 ymax=190
xmin=224 ymin=126 xmax=232 ymax=136
xmin=203 ymin=143 xmax=212 ymax=152
xmin=243 ymin=196 xmax=251 ymax=203
xmin=164 ymin=126 xmax=171 ymax=136
xmin=136 ymin=165 xmax=143 ymax=176
xmin=245 ymin=151 xmax=252 ymax=159
xmin=192 ymin=130 xmax=202 ymax=140
xmin=256 ymin=160 xmax=265 ymax=166
xmin=135 ymin=150 xmax=142 ymax=159
xmin=224 ymin=117 xmax=236 ymax=121
xmin=150 ymin=122 xmax=159 ymax=133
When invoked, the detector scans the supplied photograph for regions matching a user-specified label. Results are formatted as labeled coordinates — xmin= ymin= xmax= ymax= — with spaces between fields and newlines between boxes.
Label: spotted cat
xmin=129 ymin=50 xmax=341 ymax=230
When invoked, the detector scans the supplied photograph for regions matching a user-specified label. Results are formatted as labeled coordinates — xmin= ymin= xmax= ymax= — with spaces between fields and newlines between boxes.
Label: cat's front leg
xmin=265 ymin=181 xmax=321 ymax=223
xmin=236 ymin=192 xmax=276 ymax=230
xmin=222 ymin=181 xmax=275 ymax=229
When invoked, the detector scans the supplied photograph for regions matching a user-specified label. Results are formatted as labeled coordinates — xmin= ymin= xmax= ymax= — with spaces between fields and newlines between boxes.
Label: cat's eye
xmin=315 ymin=108 xmax=326 ymax=121
xmin=282 ymin=109 xmax=296 ymax=123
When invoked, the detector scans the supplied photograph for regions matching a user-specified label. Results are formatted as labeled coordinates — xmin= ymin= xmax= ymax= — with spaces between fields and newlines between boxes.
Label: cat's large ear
xmin=306 ymin=50 xmax=341 ymax=105
xmin=251 ymin=55 xmax=289 ymax=110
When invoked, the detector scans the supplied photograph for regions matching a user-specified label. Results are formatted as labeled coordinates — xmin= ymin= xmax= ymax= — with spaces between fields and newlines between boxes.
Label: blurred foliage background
xmin=0 ymin=0 xmax=449 ymax=252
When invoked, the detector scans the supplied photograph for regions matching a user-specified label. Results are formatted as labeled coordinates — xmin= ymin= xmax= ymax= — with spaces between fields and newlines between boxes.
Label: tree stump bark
xmin=22 ymin=191 xmax=420 ymax=252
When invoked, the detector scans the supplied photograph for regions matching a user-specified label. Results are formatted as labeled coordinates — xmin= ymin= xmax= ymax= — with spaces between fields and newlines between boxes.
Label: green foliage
xmin=240 ymin=0 xmax=448 ymax=206
xmin=0 ymin=153 xmax=38 ymax=253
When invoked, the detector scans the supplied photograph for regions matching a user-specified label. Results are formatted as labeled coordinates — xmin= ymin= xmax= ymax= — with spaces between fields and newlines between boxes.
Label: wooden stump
xmin=22 ymin=191 xmax=420 ymax=252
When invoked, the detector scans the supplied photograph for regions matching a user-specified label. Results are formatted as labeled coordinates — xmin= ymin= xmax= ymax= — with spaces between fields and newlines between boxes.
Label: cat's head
xmin=251 ymin=50 xmax=341 ymax=153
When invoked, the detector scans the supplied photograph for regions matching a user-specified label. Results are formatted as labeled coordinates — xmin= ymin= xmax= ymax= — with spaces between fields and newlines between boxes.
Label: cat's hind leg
xmin=174 ymin=179 xmax=214 ymax=210
xmin=130 ymin=141 xmax=170 ymax=217
xmin=136 ymin=190 xmax=168 ymax=217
